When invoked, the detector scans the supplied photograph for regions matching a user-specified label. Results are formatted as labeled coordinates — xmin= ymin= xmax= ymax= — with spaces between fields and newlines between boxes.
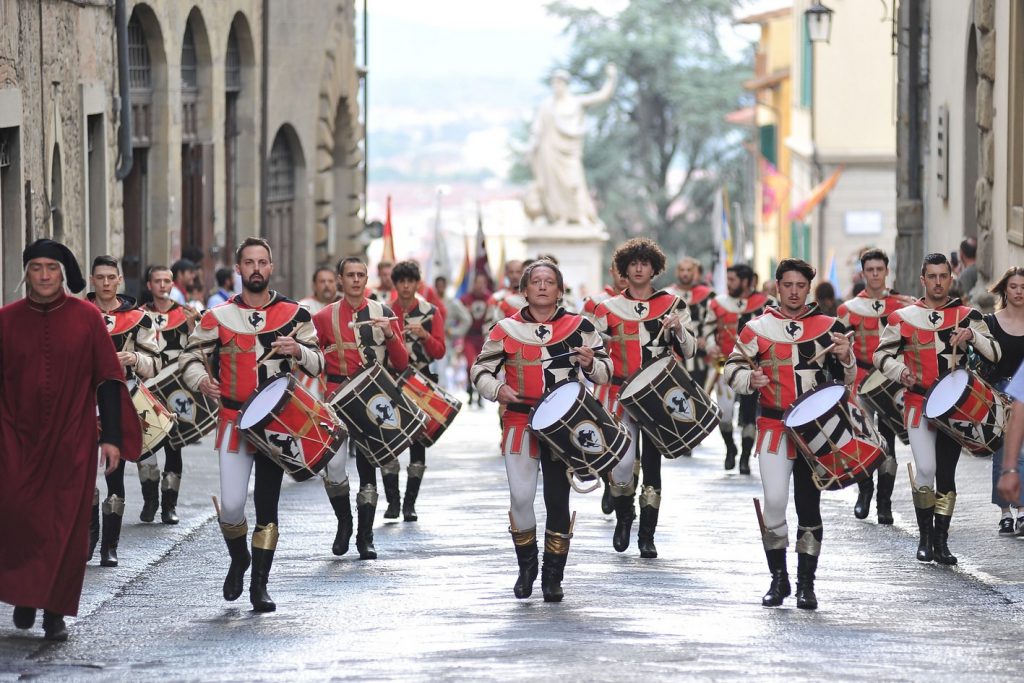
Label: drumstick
xmin=349 ymin=317 xmax=399 ymax=329
xmin=212 ymin=495 xmax=221 ymax=519
xmin=808 ymin=331 xmax=855 ymax=364
xmin=951 ymin=310 xmax=961 ymax=369
xmin=256 ymin=329 xmax=299 ymax=365
xmin=753 ymin=497 xmax=767 ymax=536
xmin=539 ymin=346 xmax=605 ymax=365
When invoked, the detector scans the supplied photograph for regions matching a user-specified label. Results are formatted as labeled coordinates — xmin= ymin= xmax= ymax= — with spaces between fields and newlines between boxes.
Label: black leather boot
xmin=510 ymin=525 xmax=538 ymax=599
xmin=325 ymin=479 xmax=353 ymax=556
xmin=42 ymin=611 xmax=68 ymax=641
xmin=611 ymin=491 xmax=635 ymax=553
xmin=637 ymin=486 xmax=661 ymax=559
xmin=138 ymin=461 xmax=160 ymax=523
xmin=875 ymin=468 xmax=896 ymax=525
xmin=249 ymin=523 xmax=278 ymax=612
xmin=761 ymin=548 xmax=790 ymax=607
xmin=160 ymin=472 xmax=181 ymax=525
xmin=722 ymin=428 xmax=737 ymax=470
xmin=13 ymin=606 xmax=36 ymax=629
xmin=220 ymin=520 xmax=250 ymax=601
xmin=795 ymin=553 xmax=819 ymax=610
xmin=739 ymin=437 xmax=753 ymax=475
xmin=914 ymin=505 xmax=934 ymax=562
xmin=933 ymin=492 xmax=958 ymax=565
xmin=854 ymin=478 xmax=874 ymax=520
xmin=600 ymin=480 xmax=613 ymax=515
xmin=403 ymin=463 xmax=425 ymax=522
xmin=541 ymin=529 xmax=571 ymax=603
xmin=88 ymin=489 xmax=100 ymax=561
xmin=355 ymin=485 xmax=378 ymax=560
xmin=382 ymin=462 xmax=401 ymax=520
xmin=100 ymin=495 xmax=124 ymax=568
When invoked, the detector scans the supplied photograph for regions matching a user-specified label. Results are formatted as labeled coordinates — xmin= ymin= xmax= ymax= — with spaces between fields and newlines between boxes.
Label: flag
xmin=381 ymin=195 xmax=396 ymax=263
xmin=827 ymin=250 xmax=840 ymax=291
xmin=425 ymin=190 xmax=451 ymax=284
xmin=455 ymin=233 xmax=471 ymax=298
xmin=711 ymin=188 xmax=730 ymax=294
xmin=494 ymin=235 xmax=506 ymax=289
xmin=789 ymin=166 xmax=844 ymax=221
xmin=760 ymin=158 xmax=792 ymax=219
xmin=471 ymin=203 xmax=494 ymax=290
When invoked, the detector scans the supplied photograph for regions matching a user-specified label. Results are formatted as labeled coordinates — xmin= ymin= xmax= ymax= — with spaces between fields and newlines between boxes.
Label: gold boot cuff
xmin=912 ymin=485 xmax=936 ymax=509
xmin=252 ymin=523 xmax=280 ymax=550
xmin=934 ymin=491 xmax=957 ymax=517
xmin=509 ymin=526 xmax=537 ymax=547
xmin=544 ymin=529 xmax=572 ymax=555
xmin=220 ymin=519 xmax=248 ymax=540
xmin=795 ymin=526 xmax=822 ymax=556
xmin=638 ymin=485 xmax=662 ymax=510
xmin=762 ymin=526 xmax=788 ymax=551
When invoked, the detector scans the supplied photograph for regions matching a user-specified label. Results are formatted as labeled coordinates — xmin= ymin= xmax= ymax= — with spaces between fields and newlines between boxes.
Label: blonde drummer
xmin=472 ymin=260 xmax=611 ymax=602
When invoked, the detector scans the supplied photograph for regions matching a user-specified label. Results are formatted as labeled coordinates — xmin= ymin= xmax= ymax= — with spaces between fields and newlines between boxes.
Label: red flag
xmin=472 ymin=204 xmax=494 ymax=290
xmin=760 ymin=158 xmax=791 ymax=219
xmin=789 ymin=166 xmax=844 ymax=221
xmin=381 ymin=195 xmax=396 ymax=263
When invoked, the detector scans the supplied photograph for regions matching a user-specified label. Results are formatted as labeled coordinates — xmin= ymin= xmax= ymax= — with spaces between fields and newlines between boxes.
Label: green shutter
xmin=759 ymin=125 xmax=777 ymax=165
xmin=801 ymin=21 xmax=813 ymax=108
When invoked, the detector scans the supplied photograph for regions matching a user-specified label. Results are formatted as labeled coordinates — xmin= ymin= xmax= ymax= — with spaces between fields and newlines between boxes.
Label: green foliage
xmin=544 ymin=0 xmax=753 ymax=266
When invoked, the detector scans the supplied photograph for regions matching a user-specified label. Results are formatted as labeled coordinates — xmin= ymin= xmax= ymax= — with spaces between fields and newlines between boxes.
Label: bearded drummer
xmin=726 ymin=258 xmax=855 ymax=610
xmin=311 ymin=256 xmax=409 ymax=561
xmin=873 ymin=252 xmax=1000 ymax=567
xmin=87 ymin=256 xmax=161 ymax=568
xmin=836 ymin=249 xmax=912 ymax=525
xmin=472 ymin=259 xmax=611 ymax=602
xmin=138 ymin=265 xmax=196 ymax=526
xmin=593 ymin=238 xmax=695 ymax=559
xmin=389 ymin=259 xmax=446 ymax=523
xmin=180 ymin=237 xmax=324 ymax=613
xmin=663 ymin=257 xmax=715 ymax=396
xmin=704 ymin=264 xmax=773 ymax=474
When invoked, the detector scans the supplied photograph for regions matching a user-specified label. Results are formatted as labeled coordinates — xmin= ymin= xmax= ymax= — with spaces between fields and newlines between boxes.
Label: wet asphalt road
xmin=3 ymin=402 xmax=1024 ymax=681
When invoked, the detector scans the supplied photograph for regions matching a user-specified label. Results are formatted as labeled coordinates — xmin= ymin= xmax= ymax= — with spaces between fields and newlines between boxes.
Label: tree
xmin=543 ymin=0 xmax=752 ymax=265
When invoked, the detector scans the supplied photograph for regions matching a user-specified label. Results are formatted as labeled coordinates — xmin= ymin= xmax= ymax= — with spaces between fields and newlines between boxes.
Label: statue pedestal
xmin=522 ymin=217 xmax=610 ymax=301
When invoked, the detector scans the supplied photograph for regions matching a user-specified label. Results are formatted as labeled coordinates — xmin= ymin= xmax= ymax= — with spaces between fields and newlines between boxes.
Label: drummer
xmin=471 ymin=259 xmax=611 ymax=602
xmin=726 ymin=258 xmax=855 ymax=610
xmin=663 ymin=257 xmax=716 ymax=397
xmin=87 ymin=256 xmax=161 ymax=568
xmin=312 ymin=256 xmax=409 ymax=561
xmin=487 ymin=259 xmax=526 ymax=326
xmin=836 ymin=249 xmax=911 ymax=525
xmin=592 ymin=237 xmax=695 ymax=559
xmin=874 ymin=252 xmax=1000 ymax=567
xmin=138 ymin=265 xmax=196 ymax=525
xmin=181 ymin=237 xmax=324 ymax=613
xmin=389 ymin=259 xmax=447 ymax=522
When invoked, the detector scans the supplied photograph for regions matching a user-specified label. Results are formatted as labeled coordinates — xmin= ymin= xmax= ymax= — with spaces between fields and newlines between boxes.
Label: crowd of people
xmin=4 ymin=233 xmax=1024 ymax=642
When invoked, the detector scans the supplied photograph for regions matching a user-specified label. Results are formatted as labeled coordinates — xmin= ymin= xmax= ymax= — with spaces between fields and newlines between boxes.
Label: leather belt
xmin=222 ymin=397 xmax=244 ymax=411
xmin=327 ymin=374 xmax=348 ymax=385
xmin=760 ymin=406 xmax=785 ymax=420
xmin=856 ymin=359 xmax=874 ymax=370
xmin=610 ymin=376 xmax=625 ymax=387
xmin=506 ymin=403 xmax=533 ymax=415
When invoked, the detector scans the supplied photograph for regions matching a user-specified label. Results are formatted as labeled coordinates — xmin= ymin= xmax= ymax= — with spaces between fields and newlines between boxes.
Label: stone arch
xmin=223 ymin=11 xmax=258 ymax=262
xmin=314 ymin=4 xmax=364 ymax=263
xmin=266 ymin=124 xmax=306 ymax=293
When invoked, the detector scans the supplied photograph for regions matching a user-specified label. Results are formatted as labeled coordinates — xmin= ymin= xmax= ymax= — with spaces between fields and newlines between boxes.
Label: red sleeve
xmin=313 ymin=308 xmax=331 ymax=349
xmin=422 ymin=310 xmax=447 ymax=360
xmin=386 ymin=318 xmax=410 ymax=371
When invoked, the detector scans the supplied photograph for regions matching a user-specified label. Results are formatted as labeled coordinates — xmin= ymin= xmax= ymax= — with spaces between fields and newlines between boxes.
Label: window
xmin=181 ymin=22 xmax=198 ymax=142
xmin=267 ymin=134 xmax=295 ymax=202
xmin=127 ymin=13 xmax=152 ymax=146
xmin=226 ymin=27 xmax=241 ymax=93
xmin=759 ymin=124 xmax=777 ymax=165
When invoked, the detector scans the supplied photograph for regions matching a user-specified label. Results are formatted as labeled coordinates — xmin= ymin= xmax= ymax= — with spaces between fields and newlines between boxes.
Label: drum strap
xmin=332 ymin=303 xmax=348 ymax=376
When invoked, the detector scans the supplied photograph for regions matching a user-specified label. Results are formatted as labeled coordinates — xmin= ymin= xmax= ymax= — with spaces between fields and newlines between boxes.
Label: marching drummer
xmin=663 ymin=257 xmax=716 ymax=398
xmin=139 ymin=265 xmax=196 ymax=526
xmin=726 ymin=258 xmax=855 ymax=610
xmin=180 ymin=237 xmax=324 ymax=614
xmin=836 ymin=248 xmax=911 ymax=525
xmin=471 ymin=259 xmax=612 ymax=602
xmin=592 ymin=238 xmax=695 ymax=560
xmin=388 ymin=260 xmax=447 ymax=523
xmin=87 ymin=256 xmax=161 ymax=568
xmin=312 ymin=256 xmax=409 ymax=561
xmin=874 ymin=252 xmax=1000 ymax=567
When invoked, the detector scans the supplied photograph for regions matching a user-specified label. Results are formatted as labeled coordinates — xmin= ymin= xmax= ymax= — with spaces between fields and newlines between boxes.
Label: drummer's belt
xmin=252 ymin=522 xmax=279 ymax=551
xmin=762 ymin=526 xmax=787 ymax=551
xmin=509 ymin=524 xmax=537 ymax=547
xmin=638 ymin=486 xmax=661 ymax=510
xmin=544 ymin=529 xmax=572 ymax=555
xmin=220 ymin=519 xmax=248 ymax=541
xmin=795 ymin=525 xmax=822 ymax=556
xmin=911 ymin=484 xmax=936 ymax=509
xmin=934 ymin=491 xmax=957 ymax=516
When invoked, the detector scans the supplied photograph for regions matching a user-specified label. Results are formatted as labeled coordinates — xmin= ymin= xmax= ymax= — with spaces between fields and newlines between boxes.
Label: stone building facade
xmin=0 ymin=0 xmax=364 ymax=303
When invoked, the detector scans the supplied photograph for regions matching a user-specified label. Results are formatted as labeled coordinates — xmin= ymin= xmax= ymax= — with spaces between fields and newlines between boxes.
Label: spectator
xmin=207 ymin=267 xmax=235 ymax=308
xmin=958 ymin=237 xmax=978 ymax=299
xmin=169 ymin=259 xmax=197 ymax=305
xmin=814 ymin=281 xmax=837 ymax=316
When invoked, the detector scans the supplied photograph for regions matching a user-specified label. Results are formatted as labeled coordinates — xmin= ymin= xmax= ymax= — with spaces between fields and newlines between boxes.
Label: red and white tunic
xmin=873 ymin=298 xmax=999 ymax=428
xmin=395 ymin=297 xmax=446 ymax=374
xmin=471 ymin=309 xmax=611 ymax=458
xmin=581 ymin=286 xmax=617 ymax=323
xmin=726 ymin=305 xmax=857 ymax=459
xmin=180 ymin=292 xmax=323 ymax=452
xmin=89 ymin=293 xmax=160 ymax=381
xmin=312 ymin=297 xmax=409 ymax=396
xmin=836 ymin=290 xmax=905 ymax=389
xmin=704 ymin=291 xmax=772 ymax=358
xmin=487 ymin=287 xmax=527 ymax=326
xmin=144 ymin=301 xmax=193 ymax=370
xmin=664 ymin=283 xmax=715 ymax=374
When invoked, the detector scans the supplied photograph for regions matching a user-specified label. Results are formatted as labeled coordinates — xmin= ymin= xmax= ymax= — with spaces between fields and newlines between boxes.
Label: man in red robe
xmin=0 ymin=240 xmax=141 ymax=641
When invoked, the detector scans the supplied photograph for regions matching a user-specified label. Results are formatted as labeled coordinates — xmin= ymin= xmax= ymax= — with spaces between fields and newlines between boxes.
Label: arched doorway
xmin=265 ymin=127 xmax=304 ymax=291
xmin=224 ymin=12 xmax=257 ymax=262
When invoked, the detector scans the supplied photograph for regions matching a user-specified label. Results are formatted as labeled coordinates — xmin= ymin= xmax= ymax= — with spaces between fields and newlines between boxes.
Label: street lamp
xmin=805 ymin=2 xmax=834 ymax=44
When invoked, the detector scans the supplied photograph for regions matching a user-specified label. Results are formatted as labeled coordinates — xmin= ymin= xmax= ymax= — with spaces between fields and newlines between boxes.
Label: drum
xmin=145 ymin=367 xmax=218 ymax=449
xmin=398 ymin=368 xmax=462 ymax=447
xmin=924 ymin=369 xmax=1010 ymax=456
xmin=238 ymin=374 xmax=346 ymax=481
xmin=326 ymin=364 xmax=427 ymax=468
xmin=617 ymin=355 xmax=722 ymax=458
xmin=857 ymin=369 xmax=910 ymax=445
xmin=528 ymin=381 xmax=631 ymax=493
xmin=783 ymin=383 xmax=885 ymax=491
xmin=129 ymin=379 xmax=176 ymax=457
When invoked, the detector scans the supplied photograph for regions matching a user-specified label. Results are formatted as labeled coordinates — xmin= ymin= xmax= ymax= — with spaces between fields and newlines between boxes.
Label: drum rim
xmin=618 ymin=355 xmax=676 ymax=401
xmin=923 ymin=367 xmax=974 ymax=420
xmin=782 ymin=381 xmax=849 ymax=428
xmin=527 ymin=379 xmax=585 ymax=432
xmin=238 ymin=372 xmax=296 ymax=431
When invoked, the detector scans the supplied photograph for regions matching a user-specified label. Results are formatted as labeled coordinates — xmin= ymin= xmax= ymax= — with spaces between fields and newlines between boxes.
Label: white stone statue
xmin=523 ymin=64 xmax=618 ymax=226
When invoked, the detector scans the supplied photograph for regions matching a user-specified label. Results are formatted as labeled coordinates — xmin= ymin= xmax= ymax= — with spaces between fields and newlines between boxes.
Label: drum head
xmin=858 ymin=370 xmax=887 ymax=395
xmin=784 ymin=384 xmax=846 ymax=427
xmin=619 ymin=356 xmax=673 ymax=400
xmin=239 ymin=377 xmax=290 ymax=429
xmin=924 ymin=369 xmax=970 ymax=419
xmin=531 ymin=383 xmax=582 ymax=430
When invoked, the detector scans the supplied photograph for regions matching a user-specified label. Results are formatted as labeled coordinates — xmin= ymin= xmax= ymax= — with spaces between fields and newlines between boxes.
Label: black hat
xmin=22 ymin=239 xmax=86 ymax=294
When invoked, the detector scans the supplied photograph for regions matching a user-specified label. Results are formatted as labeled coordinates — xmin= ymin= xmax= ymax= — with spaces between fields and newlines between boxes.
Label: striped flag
xmin=381 ymin=195 xmax=396 ymax=263
xmin=455 ymin=233 xmax=472 ymax=298
xmin=789 ymin=166 xmax=844 ymax=221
